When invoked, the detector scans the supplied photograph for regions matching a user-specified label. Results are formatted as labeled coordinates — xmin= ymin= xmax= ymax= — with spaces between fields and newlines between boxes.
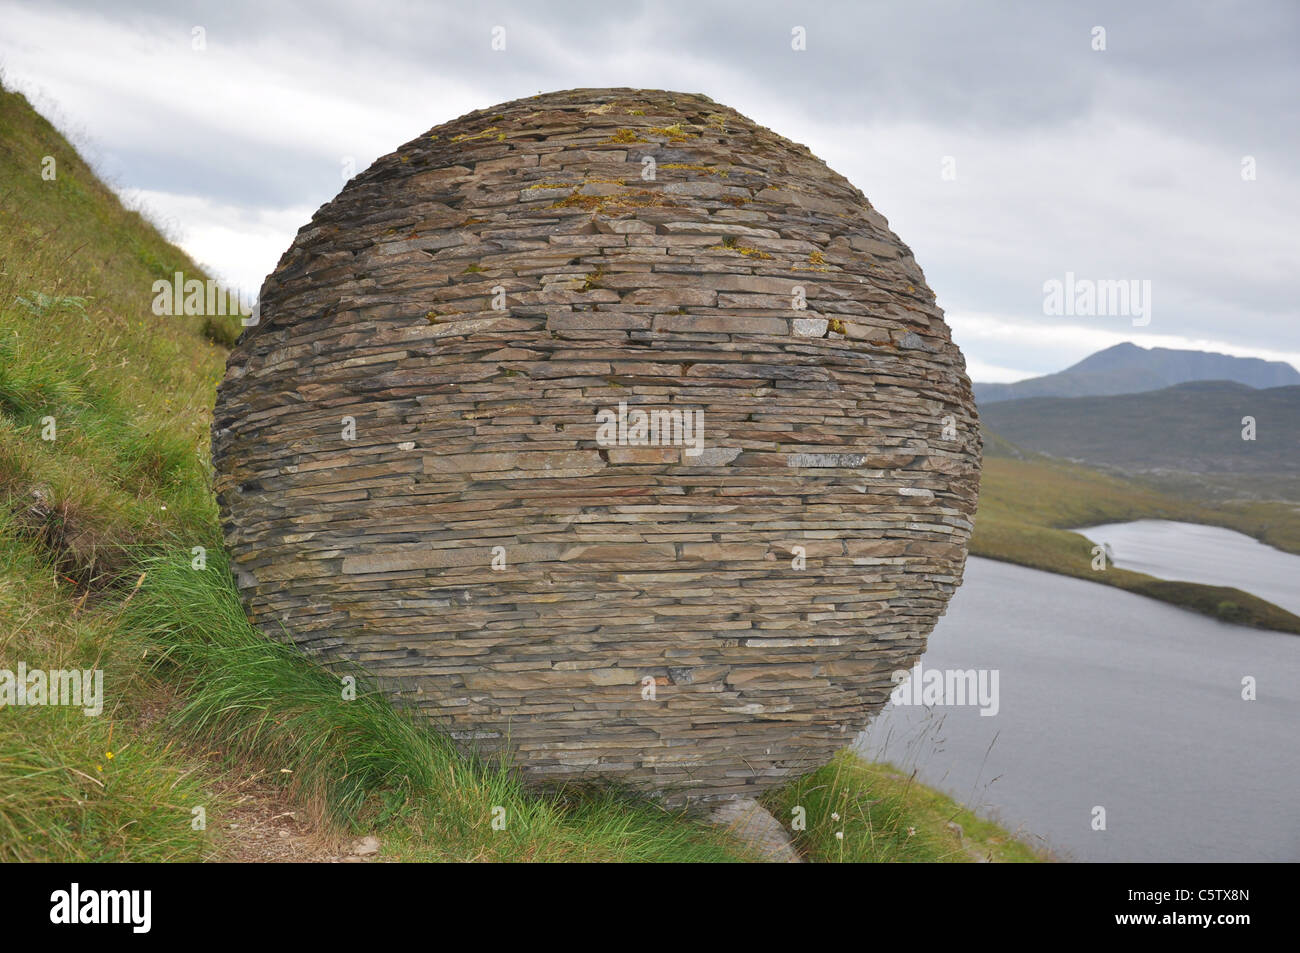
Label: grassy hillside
xmin=0 ymin=84 xmax=230 ymax=561
xmin=974 ymin=447 xmax=1300 ymax=634
xmin=980 ymin=380 xmax=1300 ymax=478
xmin=0 ymin=76 xmax=233 ymax=861
xmin=0 ymin=80 xmax=1043 ymax=863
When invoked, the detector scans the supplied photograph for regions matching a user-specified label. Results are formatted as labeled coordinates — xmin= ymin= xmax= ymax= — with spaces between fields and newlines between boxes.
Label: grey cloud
xmin=4 ymin=0 xmax=1296 ymax=375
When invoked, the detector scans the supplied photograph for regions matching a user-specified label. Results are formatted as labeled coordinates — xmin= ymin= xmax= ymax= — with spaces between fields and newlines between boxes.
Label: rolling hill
xmin=975 ymin=342 xmax=1300 ymax=403
xmin=979 ymin=380 xmax=1300 ymax=478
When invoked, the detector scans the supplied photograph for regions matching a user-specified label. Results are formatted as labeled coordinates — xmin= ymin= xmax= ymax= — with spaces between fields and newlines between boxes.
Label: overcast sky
xmin=2 ymin=0 xmax=1296 ymax=381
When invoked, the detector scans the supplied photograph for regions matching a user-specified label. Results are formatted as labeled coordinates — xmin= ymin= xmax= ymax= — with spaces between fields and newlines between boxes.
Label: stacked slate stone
xmin=212 ymin=88 xmax=982 ymax=806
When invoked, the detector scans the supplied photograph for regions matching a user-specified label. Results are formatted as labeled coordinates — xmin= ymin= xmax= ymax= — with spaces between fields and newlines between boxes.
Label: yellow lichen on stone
xmin=793 ymin=249 xmax=832 ymax=272
xmin=605 ymin=128 xmax=647 ymax=144
xmin=648 ymin=123 xmax=697 ymax=142
xmin=710 ymin=235 xmax=773 ymax=260
xmin=662 ymin=163 xmax=729 ymax=177
xmin=451 ymin=126 xmax=500 ymax=143
xmin=551 ymin=187 xmax=674 ymax=214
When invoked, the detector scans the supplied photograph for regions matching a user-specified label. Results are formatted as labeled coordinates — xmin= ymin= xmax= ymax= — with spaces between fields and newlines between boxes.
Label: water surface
xmin=1077 ymin=519 xmax=1300 ymax=616
xmin=856 ymin=556 xmax=1300 ymax=862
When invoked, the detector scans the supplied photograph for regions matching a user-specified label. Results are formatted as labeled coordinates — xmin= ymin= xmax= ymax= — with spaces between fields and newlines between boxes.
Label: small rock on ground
xmin=705 ymin=797 xmax=802 ymax=863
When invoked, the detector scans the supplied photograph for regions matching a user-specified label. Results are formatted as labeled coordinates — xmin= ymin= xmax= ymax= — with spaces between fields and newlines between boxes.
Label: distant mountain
xmin=979 ymin=380 xmax=1300 ymax=476
xmin=975 ymin=342 xmax=1300 ymax=404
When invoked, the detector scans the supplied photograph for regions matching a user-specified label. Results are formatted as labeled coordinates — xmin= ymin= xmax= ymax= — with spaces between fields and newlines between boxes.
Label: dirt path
xmin=205 ymin=774 xmax=379 ymax=863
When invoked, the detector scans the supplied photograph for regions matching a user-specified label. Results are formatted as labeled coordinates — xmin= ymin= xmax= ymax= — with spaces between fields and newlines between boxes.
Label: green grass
xmin=0 ymin=79 xmax=227 ymax=568
xmin=978 ymin=449 xmax=1300 ymax=554
xmin=0 ymin=524 xmax=215 ymax=862
xmin=125 ymin=546 xmax=1044 ymax=862
xmin=125 ymin=549 xmax=757 ymax=862
xmin=763 ymin=751 xmax=1051 ymax=863
xmin=0 ymin=704 xmax=212 ymax=863
xmin=0 ymin=77 xmax=1044 ymax=862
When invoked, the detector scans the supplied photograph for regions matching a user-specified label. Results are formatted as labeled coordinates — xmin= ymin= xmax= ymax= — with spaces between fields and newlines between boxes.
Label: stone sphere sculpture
xmin=212 ymin=88 xmax=981 ymax=806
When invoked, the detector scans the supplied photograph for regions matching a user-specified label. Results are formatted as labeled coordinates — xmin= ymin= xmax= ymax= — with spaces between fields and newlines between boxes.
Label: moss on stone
xmin=450 ymin=126 xmax=500 ymax=143
xmin=550 ymin=187 xmax=676 ymax=214
xmin=662 ymin=163 xmax=728 ymax=177
xmin=605 ymin=128 xmax=647 ymax=144
xmin=710 ymin=235 xmax=772 ymax=260
xmin=648 ymin=123 xmax=697 ymax=142
xmin=425 ymin=308 xmax=463 ymax=324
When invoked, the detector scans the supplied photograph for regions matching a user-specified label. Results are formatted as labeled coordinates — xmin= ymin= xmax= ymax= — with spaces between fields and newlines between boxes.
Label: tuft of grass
xmin=550 ymin=187 xmax=675 ymax=214
xmin=449 ymin=126 xmax=499 ymax=143
xmin=201 ymin=314 xmax=242 ymax=348
xmin=0 ymin=525 xmax=214 ymax=862
xmin=125 ymin=549 xmax=754 ymax=861
xmin=0 ymin=705 xmax=212 ymax=862
xmin=0 ymin=330 xmax=87 ymax=416
xmin=763 ymin=750 xmax=1050 ymax=862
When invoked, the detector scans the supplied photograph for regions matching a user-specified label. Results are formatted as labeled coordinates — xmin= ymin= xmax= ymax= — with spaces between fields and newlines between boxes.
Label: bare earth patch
xmin=205 ymin=775 xmax=374 ymax=863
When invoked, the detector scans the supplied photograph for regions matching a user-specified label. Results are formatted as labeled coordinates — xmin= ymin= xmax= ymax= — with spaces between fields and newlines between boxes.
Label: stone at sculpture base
xmin=704 ymin=798 xmax=802 ymax=863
